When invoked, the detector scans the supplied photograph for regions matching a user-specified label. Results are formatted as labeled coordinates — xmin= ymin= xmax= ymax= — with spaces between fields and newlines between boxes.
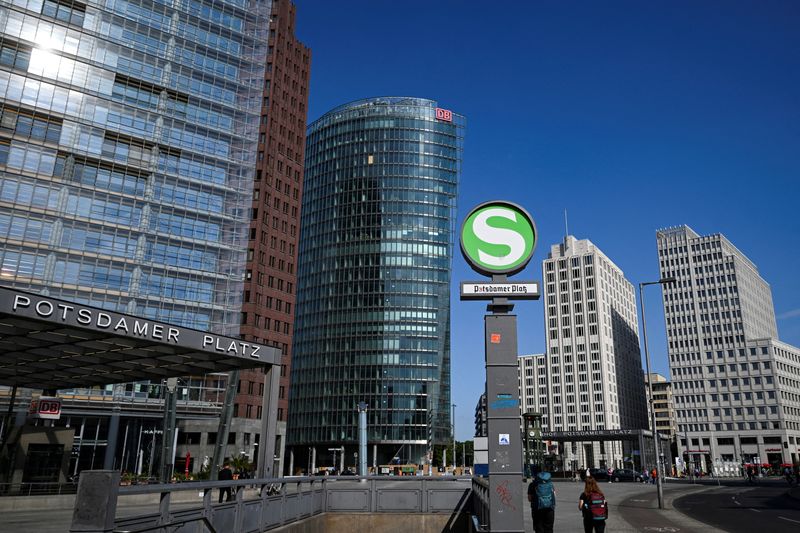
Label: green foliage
xmin=432 ymin=440 xmax=474 ymax=467
xmin=196 ymin=463 xmax=211 ymax=480
xmin=229 ymin=453 xmax=252 ymax=474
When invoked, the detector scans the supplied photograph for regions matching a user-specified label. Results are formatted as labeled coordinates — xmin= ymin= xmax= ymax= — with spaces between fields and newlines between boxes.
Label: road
xmin=674 ymin=480 xmax=800 ymax=533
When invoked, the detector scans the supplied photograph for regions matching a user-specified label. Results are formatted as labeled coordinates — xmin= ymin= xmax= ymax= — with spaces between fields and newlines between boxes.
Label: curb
xmin=618 ymin=484 xmax=728 ymax=533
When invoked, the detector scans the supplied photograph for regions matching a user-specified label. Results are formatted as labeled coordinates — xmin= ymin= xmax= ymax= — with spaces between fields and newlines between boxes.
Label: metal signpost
xmin=460 ymin=201 xmax=539 ymax=533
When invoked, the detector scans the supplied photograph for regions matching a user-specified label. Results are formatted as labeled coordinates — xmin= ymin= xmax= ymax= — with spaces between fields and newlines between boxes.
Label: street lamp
xmin=639 ymin=276 xmax=675 ymax=510
xmin=452 ymin=402 xmax=457 ymax=473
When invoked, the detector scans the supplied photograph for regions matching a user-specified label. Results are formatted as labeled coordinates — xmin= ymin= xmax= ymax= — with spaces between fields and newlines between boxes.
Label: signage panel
xmin=542 ymin=429 xmax=636 ymax=439
xmin=435 ymin=108 xmax=452 ymax=122
xmin=460 ymin=281 xmax=540 ymax=300
xmin=0 ymin=287 xmax=274 ymax=364
xmin=30 ymin=396 xmax=61 ymax=420
xmin=460 ymin=201 xmax=537 ymax=277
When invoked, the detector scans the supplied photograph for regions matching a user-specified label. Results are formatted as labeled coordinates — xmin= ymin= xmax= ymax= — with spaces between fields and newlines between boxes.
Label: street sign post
xmin=460 ymin=201 xmax=539 ymax=533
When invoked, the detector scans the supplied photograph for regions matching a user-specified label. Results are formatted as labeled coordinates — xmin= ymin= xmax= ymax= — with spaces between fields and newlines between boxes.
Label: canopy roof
xmin=0 ymin=286 xmax=279 ymax=389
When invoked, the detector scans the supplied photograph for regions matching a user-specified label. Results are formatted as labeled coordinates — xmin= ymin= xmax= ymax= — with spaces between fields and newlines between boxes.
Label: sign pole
xmin=485 ymin=276 xmax=524 ymax=532
xmin=459 ymin=201 xmax=539 ymax=533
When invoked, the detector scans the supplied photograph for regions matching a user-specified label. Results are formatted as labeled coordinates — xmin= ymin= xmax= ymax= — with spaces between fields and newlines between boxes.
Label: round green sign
xmin=460 ymin=201 xmax=537 ymax=276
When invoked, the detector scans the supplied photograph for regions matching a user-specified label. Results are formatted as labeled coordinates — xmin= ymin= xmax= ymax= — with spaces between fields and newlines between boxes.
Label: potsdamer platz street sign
xmin=0 ymin=286 xmax=279 ymax=389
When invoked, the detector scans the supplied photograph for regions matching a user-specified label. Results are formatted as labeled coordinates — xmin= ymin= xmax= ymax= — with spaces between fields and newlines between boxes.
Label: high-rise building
xmin=518 ymin=353 xmax=545 ymax=420
xmin=656 ymin=225 xmax=800 ymax=469
xmin=644 ymin=373 xmax=677 ymax=440
xmin=235 ymin=0 xmax=310 ymax=478
xmin=474 ymin=393 xmax=487 ymax=438
xmin=0 ymin=0 xmax=271 ymax=474
xmin=541 ymin=236 xmax=649 ymax=468
xmin=287 ymin=97 xmax=464 ymax=471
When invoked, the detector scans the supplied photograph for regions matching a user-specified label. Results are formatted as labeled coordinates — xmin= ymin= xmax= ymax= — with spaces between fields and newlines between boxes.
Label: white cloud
xmin=777 ymin=308 xmax=800 ymax=320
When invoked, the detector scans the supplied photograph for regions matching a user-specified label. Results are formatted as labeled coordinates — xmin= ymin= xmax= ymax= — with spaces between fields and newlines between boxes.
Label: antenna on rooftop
xmin=564 ymin=209 xmax=569 ymax=248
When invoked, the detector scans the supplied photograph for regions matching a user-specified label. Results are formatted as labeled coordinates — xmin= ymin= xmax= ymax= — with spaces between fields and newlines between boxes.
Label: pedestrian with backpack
xmin=527 ymin=470 xmax=556 ymax=533
xmin=578 ymin=477 xmax=608 ymax=533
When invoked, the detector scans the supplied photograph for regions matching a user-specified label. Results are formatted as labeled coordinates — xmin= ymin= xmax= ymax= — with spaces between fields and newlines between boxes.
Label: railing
xmin=70 ymin=471 xmax=475 ymax=533
xmin=0 ymin=481 xmax=79 ymax=496
xmin=470 ymin=477 xmax=489 ymax=532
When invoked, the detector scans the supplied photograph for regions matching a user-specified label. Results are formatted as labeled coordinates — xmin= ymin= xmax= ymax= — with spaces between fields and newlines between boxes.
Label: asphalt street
xmin=674 ymin=481 xmax=800 ymax=533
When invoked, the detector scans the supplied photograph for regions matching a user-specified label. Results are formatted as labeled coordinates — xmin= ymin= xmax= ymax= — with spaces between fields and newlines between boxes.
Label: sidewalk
xmin=523 ymin=478 xmax=726 ymax=532
xmin=524 ymin=479 xmax=646 ymax=532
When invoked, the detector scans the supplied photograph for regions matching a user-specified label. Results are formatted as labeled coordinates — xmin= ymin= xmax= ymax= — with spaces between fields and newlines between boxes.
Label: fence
xmin=0 ymin=481 xmax=78 ymax=496
xmin=470 ymin=477 xmax=489 ymax=532
xmin=70 ymin=471 xmax=476 ymax=533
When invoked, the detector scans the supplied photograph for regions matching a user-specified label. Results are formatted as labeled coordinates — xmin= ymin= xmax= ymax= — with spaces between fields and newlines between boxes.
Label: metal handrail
xmin=114 ymin=515 xmax=217 ymax=533
xmin=0 ymin=481 xmax=79 ymax=496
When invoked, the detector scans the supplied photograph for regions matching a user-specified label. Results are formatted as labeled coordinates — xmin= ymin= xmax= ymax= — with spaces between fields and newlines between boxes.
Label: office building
xmin=645 ymin=373 xmax=677 ymax=440
xmin=541 ymin=236 xmax=649 ymax=469
xmin=235 ymin=0 xmax=311 ymax=478
xmin=657 ymin=225 xmax=800 ymax=469
xmin=474 ymin=393 xmax=487 ymax=438
xmin=0 ymin=0 xmax=272 ymax=477
xmin=287 ymin=97 xmax=464 ymax=471
xmin=518 ymin=353 xmax=545 ymax=420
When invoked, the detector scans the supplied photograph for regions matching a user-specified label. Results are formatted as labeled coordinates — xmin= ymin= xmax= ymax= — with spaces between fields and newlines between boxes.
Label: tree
xmin=229 ymin=453 xmax=252 ymax=474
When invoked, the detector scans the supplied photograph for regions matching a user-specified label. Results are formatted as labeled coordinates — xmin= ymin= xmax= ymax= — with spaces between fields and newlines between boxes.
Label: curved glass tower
xmin=288 ymin=97 xmax=464 ymax=469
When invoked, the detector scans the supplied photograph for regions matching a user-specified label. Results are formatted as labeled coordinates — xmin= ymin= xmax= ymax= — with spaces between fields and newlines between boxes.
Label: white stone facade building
xmin=537 ymin=236 xmax=649 ymax=469
xmin=656 ymin=225 xmax=800 ymax=470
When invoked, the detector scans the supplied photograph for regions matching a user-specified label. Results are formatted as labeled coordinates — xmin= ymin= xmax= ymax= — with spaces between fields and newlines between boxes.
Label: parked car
xmin=588 ymin=468 xmax=610 ymax=481
xmin=609 ymin=468 xmax=644 ymax=482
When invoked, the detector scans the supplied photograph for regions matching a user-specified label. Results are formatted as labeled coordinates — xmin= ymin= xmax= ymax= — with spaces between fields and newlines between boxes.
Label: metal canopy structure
xmin=541 ymin=429 xmax=670 ymax=442
xmin=0 ymin=286 xmax=280 ymax=389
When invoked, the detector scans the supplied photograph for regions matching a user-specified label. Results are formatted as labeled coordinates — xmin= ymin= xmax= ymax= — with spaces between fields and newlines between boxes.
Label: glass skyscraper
xmin=287 ymin=97 xmax=464 ymax=469
xmin=0 ymin=0 xmax=270 ymax=334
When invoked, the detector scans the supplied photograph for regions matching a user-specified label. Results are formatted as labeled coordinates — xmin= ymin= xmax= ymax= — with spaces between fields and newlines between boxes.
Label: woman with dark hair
xmin=578 ymin=477 xmax=608 ymax=532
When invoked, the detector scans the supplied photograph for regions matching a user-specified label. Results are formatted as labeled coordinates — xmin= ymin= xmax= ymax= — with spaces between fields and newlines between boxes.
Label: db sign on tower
xmin=435 ymin=107 xmax=453 ymax=122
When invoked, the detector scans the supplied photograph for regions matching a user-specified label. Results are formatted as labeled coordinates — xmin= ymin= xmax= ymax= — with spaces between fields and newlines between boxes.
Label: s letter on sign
xmin=435 ymin=108 xmax=453 ymax=122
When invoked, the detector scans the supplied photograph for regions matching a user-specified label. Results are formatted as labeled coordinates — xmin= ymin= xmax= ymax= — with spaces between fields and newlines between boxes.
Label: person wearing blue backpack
xmin=527 ymin=470 xmax=556 ymax=533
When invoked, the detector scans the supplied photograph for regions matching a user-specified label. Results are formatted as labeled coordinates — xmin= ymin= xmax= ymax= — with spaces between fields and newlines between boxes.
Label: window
xmin=42 ymin=0 xmax=86 ymax=26
xmin=0 ymin=42 xmax=31 ymax=70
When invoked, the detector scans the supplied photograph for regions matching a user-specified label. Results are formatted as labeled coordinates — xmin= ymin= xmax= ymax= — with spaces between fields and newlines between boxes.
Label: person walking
xmin=218 ymin=463 xmax=234 ymax=503
xmin=578 ymin=477 xmax=608 ymax=533
xmin=650 ymin=467 xmax=658 ymax=485
xmin=527 ymin=470 xmax=556 ymax=533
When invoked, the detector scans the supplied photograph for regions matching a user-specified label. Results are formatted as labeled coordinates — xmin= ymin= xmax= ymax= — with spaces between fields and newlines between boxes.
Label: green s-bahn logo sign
xmin=460 ymin=201 xmax=537 ymax=277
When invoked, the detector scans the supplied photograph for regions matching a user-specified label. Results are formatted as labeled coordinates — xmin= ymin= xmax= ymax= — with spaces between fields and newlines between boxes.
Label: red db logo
xmin=435 ymin=108 xmax=453 ymax=122
xmin=39 ymin=400 xmax=60 ymax=415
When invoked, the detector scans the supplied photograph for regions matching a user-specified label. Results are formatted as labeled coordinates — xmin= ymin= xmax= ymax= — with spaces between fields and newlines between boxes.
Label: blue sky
xmin=294 ymin=1 xmax=800 ymax=440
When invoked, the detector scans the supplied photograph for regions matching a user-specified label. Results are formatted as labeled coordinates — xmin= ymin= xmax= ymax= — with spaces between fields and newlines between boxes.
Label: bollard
xmin=70 ymin=470 xmax=120 ymax=533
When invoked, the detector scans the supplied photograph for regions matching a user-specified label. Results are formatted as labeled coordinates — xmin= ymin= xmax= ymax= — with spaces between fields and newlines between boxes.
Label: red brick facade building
xmin=236 ymin=0 xmax=310 ymax=473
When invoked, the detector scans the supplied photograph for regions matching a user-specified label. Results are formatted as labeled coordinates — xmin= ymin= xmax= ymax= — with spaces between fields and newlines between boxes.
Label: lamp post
xmin=452 ymin=402 xmax=457 ymax=473
xmin=639 ymin=276 xmax=675 ymax=510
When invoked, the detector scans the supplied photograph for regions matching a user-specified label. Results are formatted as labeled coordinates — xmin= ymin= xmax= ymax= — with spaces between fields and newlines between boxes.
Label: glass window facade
xmin=0 ymin=0 xmax=271 ymax=334
xmin=288 ymin=97 xmax=464 ymax=466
